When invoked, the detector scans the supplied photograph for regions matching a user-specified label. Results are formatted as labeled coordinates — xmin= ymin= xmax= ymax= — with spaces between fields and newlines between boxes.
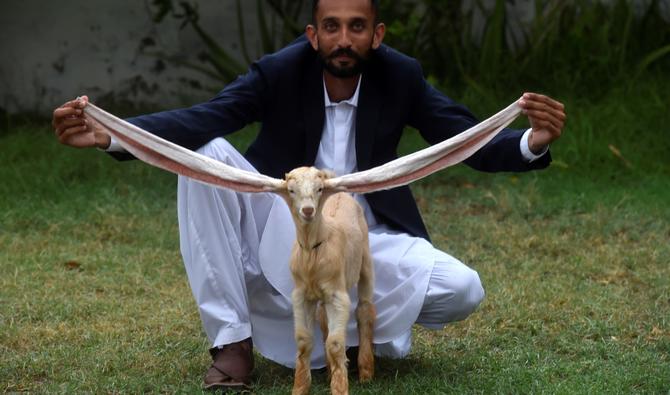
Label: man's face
xmin=306 ymin=0 xmax=385 ymax=78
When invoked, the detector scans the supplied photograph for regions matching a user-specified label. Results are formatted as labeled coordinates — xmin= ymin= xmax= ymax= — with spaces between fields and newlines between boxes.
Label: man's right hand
xmin=52 ymin=95 xmax=111 ymax=149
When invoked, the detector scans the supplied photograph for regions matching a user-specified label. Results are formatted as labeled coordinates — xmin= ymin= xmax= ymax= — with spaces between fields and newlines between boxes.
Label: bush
xmin=380 ymin=0 xmax=670 ymax=97
xmin=147 ymin=0 xmax=670 ymax=99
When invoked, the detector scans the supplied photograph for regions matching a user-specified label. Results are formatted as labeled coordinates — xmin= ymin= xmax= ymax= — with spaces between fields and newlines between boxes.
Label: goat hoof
xmin=358 ymin=368 xmax=374 ymax=383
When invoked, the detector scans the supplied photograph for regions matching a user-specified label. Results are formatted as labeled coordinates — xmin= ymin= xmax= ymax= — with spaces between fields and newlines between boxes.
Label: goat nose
xmin=301 ymin=207 xmax=315 ymax=217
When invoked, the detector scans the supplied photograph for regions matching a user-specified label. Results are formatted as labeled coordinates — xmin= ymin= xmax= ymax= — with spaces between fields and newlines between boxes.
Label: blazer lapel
xmin=355 ymin=72 xmax=382 ymax=171
xmin=302 ymin=57 xmax=325 ymax=165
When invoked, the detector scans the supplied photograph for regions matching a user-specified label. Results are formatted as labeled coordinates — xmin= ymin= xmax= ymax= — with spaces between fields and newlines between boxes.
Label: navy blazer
xmin=118 ymin=36 xmax=551 ymax=241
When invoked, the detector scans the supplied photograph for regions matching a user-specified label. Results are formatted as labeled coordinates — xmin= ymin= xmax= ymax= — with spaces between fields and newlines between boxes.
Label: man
xmin=52 ymin=0 xmax=566 ymax=390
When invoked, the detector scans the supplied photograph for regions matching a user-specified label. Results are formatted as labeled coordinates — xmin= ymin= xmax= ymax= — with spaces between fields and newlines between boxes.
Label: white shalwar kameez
xmin=111 ymin=76 xmax=543 ymax=369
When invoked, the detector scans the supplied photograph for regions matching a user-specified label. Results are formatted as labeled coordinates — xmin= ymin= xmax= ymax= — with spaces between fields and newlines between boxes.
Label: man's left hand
xmin=518 ymin=92 xmax=566 ymax=154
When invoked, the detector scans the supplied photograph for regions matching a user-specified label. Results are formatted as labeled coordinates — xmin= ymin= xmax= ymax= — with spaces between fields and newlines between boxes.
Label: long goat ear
xmin=83 ymin=103 xmax=284 ymax=193
xmin=319 ymin=169 xmax=339 ymax=196
xmin=324 ymin=100 xmax=523 ymax=194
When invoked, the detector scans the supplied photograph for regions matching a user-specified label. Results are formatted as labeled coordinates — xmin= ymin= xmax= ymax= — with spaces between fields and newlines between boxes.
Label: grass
xmin=1 ymin=76 xmax=669 ymax=393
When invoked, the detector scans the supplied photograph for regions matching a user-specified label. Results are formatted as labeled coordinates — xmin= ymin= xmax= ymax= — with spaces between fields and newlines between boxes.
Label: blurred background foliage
xmin=147 ymin=0 xmax=307 ymax=83
xmin=380 ymin=0 xmax=670 ymax=97
xmin=147 ymin=0 xmax=670 ymax=99
xmin=142 ymin=0 xmax=669 ymax=176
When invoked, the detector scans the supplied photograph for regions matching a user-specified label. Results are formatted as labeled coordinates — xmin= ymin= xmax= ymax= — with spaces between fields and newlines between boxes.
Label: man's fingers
xmin=52 ymin=97 xmax=88 ymax=129
xmin=522 ymin=92 xmax=565 ymax=112
xmin=525 ymin=109 xmax=564 ymax=132
xmin=523 ymin=109 xmax=564 ymax=134
xmin=55 ymin=96 xmax=89 ymax=115
xmin=520 ymin=95 xmax=565 ymax=114
xmin=520 ymin=94 xmax=567 ymax=124
xmin=55 ymin=118 xmax=87 ymax=137
xmin=53 ymin=106 xmax=83 ymax=120
xmin=57 ymin=97 xmax=87 ymax=111
xmin=61 ymin=117 xmax=86 ymax=129
xmin=520 ymin=99 xmax=566 ymax=124
xmin=57 ymin=125 xmax=88 ymax=144
xmin=54 ymin=116 xmax=86 ymax=136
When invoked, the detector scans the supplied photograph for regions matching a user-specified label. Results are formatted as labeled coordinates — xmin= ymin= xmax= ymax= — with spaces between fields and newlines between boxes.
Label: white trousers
xmin=177 ymin=138 xmax=485 ymax=368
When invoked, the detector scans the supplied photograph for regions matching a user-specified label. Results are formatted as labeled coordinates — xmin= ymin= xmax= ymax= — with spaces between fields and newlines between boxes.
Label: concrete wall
xmin=0 ymin=0 xmax=308 ymax=115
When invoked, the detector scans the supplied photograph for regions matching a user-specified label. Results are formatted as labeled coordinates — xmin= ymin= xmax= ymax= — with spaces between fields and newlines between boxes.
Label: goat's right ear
xmin=322 ymin=178 xmax=340 ymax=193
xmin=322 ymin=178 xmax=341 ymax=198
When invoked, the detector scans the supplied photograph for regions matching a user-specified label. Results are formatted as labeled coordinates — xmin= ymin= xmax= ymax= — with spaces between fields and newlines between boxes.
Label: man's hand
xmin=518 ymin=92 xmax=566 ymax=154
xmin=52 ymin=95 xmax=111 ymax=149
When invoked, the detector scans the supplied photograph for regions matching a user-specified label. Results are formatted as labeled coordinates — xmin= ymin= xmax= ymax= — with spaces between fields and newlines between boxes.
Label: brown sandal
xmin=203 ymin=338 xmax=254 ymax=391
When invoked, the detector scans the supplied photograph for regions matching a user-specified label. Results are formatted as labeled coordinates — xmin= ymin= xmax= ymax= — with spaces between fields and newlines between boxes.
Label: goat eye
xmin=317 ymin=187 xmax=323 ymax=193
xmin=288 ymin=189 xmax=295 ymax=194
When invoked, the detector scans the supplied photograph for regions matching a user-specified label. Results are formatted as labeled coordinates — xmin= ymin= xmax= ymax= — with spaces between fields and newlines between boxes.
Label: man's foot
xmin=203 ymin=338 xmax=254 ymax=391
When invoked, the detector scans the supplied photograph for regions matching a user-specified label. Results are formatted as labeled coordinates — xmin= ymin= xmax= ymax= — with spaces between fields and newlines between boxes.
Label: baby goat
xmin=281 ymin=167 xmax=375 ymax=395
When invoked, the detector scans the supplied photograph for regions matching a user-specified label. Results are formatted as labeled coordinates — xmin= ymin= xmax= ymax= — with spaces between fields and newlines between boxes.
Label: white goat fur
xmin=281 ymin=167 xmax=375 ymax=395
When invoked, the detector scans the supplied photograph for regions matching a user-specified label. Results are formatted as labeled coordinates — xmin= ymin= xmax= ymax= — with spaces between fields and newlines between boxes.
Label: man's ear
xmin=306 ymin=24 xmax=319 ymax=51
xmin=371 ymin=22 xmax=386 ymax=50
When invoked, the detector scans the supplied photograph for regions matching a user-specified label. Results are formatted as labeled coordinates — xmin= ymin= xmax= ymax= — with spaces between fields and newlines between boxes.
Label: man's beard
xmin=319 ymin=47 xmax=370 ymax=78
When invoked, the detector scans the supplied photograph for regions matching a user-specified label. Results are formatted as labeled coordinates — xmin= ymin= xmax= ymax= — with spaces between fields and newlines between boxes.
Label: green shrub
xmin=380 ymin=0 xmax=670 ymax=97
xmin=146 ymin=0 xmax=670 ymax=99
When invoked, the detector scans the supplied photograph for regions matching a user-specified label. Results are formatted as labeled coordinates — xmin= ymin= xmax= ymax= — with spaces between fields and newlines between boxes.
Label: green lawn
xmin=1 ymin=79 xmax=669 ymax=393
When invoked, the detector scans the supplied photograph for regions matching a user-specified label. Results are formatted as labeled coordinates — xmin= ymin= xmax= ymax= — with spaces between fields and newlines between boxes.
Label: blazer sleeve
xmin=407 ymin=63 xmax=551 ymax=172
xmin=109 ymin=63 xmax=268 ymax=161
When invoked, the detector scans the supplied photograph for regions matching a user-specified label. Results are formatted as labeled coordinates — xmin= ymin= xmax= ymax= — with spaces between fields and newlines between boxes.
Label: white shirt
xmin=313 ymin=76 xmax=379 ymax=226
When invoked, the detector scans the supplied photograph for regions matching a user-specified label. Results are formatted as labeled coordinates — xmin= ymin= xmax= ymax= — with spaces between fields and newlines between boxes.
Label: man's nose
xmin=337 ymin=27 xmax=353 ymax=48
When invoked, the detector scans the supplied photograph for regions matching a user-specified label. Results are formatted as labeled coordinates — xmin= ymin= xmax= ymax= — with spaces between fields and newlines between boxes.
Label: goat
xmin=281 ymin=167 xmax=375 ymax=395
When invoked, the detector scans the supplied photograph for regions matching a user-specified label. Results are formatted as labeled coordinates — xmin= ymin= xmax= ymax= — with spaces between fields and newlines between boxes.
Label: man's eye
xmin=352 ymin=22 xmax=364 ymax=31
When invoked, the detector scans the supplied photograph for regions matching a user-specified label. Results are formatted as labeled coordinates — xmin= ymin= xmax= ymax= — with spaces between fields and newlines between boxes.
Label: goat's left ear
xmin=320 ymin=170 xmax=339 ymax=195
xmin=274 ymin=180 xmax=291 ymax=201
xmin=322 ymin=178 xmax=343 ymax=195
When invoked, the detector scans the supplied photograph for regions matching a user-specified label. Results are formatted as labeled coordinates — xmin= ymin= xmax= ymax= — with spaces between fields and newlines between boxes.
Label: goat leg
xmin=325 ymin=291 xmax=351 ymax=395
xmin=316 ymin=303 xmax=330 ymax=374
xmin=292 ymin=290 xmax=316 ymax=395
xmin=356 ymin=251 xmax=375 ymax=382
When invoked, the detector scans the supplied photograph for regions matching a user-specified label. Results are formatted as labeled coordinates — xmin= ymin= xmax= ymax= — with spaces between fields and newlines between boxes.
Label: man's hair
xmin=311 ymin=0 xmax=379 ymax=22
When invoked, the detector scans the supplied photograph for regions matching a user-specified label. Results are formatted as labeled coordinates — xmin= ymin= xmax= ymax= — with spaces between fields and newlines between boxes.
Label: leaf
xmin=478 ymin=0 xmax=506 ymax=82
xmin=608 ymin=144 xmax=633 ymax=169
xmin=635 ymin=44 xmax=670 ymax=79
xmin=150 ymin=0 xmax=175 ymax=23
xmin=551 ymin=159 xmax=569 ymax=169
